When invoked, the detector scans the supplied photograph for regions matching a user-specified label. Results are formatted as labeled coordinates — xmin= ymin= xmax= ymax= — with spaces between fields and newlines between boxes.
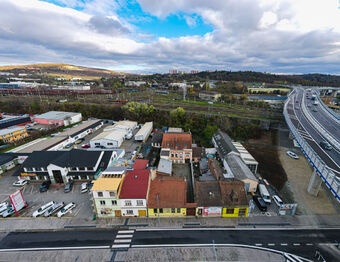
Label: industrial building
xmin=0 ymin=114 xmax=31 ymax=129
xmin=33 ymin=111 xmax=82 ymax=127
xmin=199 ymin=90 xmax=222 ymax=101
xmin=135 ymin=122 xmax=153 ymax=142
xmin=90 ymin=129 xmax=127 ymax=148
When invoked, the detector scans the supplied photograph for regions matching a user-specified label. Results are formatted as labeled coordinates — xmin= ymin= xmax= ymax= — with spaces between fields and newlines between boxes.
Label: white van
xmin=32 ymin=201 xmax=55 ymax=217
xmin=259 ymin=184 xmax=271 ymax=204
xmin=57 ymin=202 xmax=76 ymax=217
xmin=80 ymin=183 xmax=88 ymax=193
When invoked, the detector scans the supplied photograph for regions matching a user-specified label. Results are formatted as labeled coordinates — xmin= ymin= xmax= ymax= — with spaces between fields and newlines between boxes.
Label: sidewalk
xmin=1 ymin=214 xmax=340 ymax=232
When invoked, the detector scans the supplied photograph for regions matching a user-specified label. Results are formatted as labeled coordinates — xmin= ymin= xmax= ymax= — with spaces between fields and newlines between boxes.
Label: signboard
xmin=203 ymin=207 xmax=222 ymax=216
xmin=9 ymin=190 xmax=27 ymax=216
xmin=20 ymin=172 xmax=37 ymax=176
xmin=17 ymin=156 xmax=28 ymax=164
xmin=278 ymin=203 xmax=297 ymax=216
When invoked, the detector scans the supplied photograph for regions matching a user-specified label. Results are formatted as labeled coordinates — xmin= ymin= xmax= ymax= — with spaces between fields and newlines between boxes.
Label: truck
xmin=259 ymin=184 xmax=271 ymax=204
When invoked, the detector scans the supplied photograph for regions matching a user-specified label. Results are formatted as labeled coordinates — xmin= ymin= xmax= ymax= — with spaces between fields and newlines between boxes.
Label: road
xmin=287 ymin=88 xmax=340 ymax=176
xmin=0 ymin=228 xmax=339 ymax=261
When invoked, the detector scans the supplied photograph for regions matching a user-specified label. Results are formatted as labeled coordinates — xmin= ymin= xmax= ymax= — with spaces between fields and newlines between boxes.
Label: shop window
xmin=126 ymin=210 xmax=133 ymax=215
xmin=226 ymin=208 xmax=234 ymax=214
xmin=159 ymin=208 xmax=163 ymax=213
xmin=177 ymin=208 xmax=181 ymax=213
xmin=153 ymin=208 xmax=157 ymax=214
xmin=238 ymin=208 xmax=247 ymax=216
xmin=171 ymin=208 xmax=175 ymax=213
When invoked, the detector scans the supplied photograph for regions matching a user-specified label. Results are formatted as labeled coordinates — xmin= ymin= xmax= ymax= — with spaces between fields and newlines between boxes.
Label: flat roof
xmin=92 ymin=128 xmax=126 ymax=141
xmin=0 ymin=126 xmax=26 ymax=136
xmin=91 ymin=177 xmax=123 ymax=191
xmin=34 ymin=111 xmax=80 ymax=121
xmin=157 ymin=159 xmax=172 ymax=175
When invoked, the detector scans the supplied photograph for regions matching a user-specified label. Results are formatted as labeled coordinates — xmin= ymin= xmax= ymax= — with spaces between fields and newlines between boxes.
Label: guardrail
xmin=314 ymin=89 xmax=340 ymax=121
xmin=283 ymin=92 xmax=340 ymax=202
xmin=301 ymin=92 xmax=340 ymax=150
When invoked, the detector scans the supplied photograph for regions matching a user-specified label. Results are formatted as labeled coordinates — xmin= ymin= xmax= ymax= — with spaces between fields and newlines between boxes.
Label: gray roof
xmin=225 ymin=154 xmax=258 ymax=182
xmin=0 ymin=154 xmax=16 ymax=166
xmin=213 ymin=130 xmax=238 ymax=158
xmin=34 ymin=111 xmax=80 ymax=121
xmin=151 ymin=132 xmax=163 ymax=144
xmin=157 ymin=159 xmax=172 ymax=175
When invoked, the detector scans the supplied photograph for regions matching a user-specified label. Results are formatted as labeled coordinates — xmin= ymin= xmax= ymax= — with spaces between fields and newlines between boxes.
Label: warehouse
xmin=112 ymin=120 xmax=137 ymax=133
xmin=33 ymin=111 xmax=82 ymax=127
xmin=135 ymin=122 xmax=153 ymax=142
xmin=90 ymin=129 xmax=127 ymax=148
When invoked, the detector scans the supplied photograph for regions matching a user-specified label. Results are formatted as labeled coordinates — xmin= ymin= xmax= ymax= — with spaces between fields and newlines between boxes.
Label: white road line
xmin=114 ymin=239 xmax=132 ymax=243
xmin=118 ymin=230 xmax=134 ymax=234
xmin=136 ymin=227 xmax=340 ymax=231
xmin=293 ymin=243 xmax=300 ymax=246
xmin=111 ymin=244 xmax=130 ymax=249
xmin=116 ymin=234 xmax=133 ymax=238
xmin=0 ymin=246 xmax=110 ymax=252
xmin=255 ymin=244 xmax=262 ymax=246
xmin=280 ymin=243 xmax=288 ymax=246
xmin=267 ymin=243 xmax=275 ymax=246
xmin=306 ymin=243 xmax=313 ymax=246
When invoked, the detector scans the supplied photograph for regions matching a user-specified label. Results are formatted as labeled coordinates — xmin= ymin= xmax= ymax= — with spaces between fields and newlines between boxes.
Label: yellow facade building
xmin=0 ymin=126 xmax=28 ymax=143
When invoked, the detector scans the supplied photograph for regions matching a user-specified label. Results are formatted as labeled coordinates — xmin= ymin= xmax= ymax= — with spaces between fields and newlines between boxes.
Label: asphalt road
xmin=287 ymin=88 xmax=340 ymax=176
xmin=0 ymin=228 xmax=339 ymax=261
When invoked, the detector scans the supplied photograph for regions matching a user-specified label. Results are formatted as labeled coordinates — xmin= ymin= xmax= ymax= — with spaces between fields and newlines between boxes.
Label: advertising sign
xmin=9 ymin=190 xmax=27 ymax=216
xmin=203 ymin=206 xmax=222 ymax=216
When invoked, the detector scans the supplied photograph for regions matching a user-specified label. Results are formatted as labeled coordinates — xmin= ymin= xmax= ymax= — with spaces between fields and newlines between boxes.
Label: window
xmin=100 ymin=200 xmax=106 ymax=205
xmin=153 ymin=208 xmax=157 ymax=214
xmin=95 ymin=143 xmax=100 ymax=145
xmin=180 ymin=153 xmax=183 ymax=158
xmin=159 ymin=208 xmax=163 ymax=213
xmin=177 ymin=208 xmax=181 ymax=213
xmin=126 ymin=210 xmax=133 ymax=215
xmin=238 ymin=208 xmax=247 ymax=216
xmin=175 ymin=153 xmax=178 ymax=158
xmin=109 ymin=192 xmax=115 ymax=197
xmin=136 ymin=200 xmax=143 ymax=206
xmin=171 ymin=208 xmax=175 ymax=213
xmin=97 ymin=192 xmax=103 ymax=197
xmin=107 ymin=143 xmax=113 ymax=146
xmin=171 ymin=153 xmax=174 ymax=157
xmin=111 ymin=200 xmax=117 ymax=205
xmin=226 ymin=208 xmax=234 ymax=214
xmin=125 ymin=200 xmax=132 ymax=206
xmin=79 ymin=167 xmax=85 ymax=171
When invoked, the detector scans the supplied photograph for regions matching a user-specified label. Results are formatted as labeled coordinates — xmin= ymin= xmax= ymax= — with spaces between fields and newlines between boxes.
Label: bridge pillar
xmin=307 ymin=169 xmax=322 ymax=196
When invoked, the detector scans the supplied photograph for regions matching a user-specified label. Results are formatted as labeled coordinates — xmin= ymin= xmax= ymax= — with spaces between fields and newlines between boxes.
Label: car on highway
xmin=40 ymin=180 xmax=51 ymax=192
xmin=57 ymin=202 xmax=76 ymax=217
xmin=253 ymin=196 xmax=267 ymax=212
xmin=32 ymin=201 xmax=55 ymax=217
xmin=272 ymin=195 xmax=283 ymax=207
xmin=2 ymin=206 xmax=15 ymax=218
xmin=286 ymin=151 xmax=299 ymax=159
xmin=12 ymin=179 xmax=29 ymax=187
xmin=64 ymin=180 xmax=74 ymax=193
xmin=43 ymin=202 xmax=64 ymax=217
xmin=81 ymin=143 xmax=90 ymax=148
xmin=320 ymin=141 xmax=332 ymax=150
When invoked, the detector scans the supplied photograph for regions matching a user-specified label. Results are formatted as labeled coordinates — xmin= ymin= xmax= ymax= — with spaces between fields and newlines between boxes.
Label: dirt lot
xmin=278 ymin=149 xmax=336 ymax=215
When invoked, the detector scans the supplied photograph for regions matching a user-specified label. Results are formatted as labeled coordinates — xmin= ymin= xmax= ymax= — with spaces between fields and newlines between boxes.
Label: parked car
xmin=125 ymin=132 xmax=133 ymax=139
xmin=32 ymin=201 xmax=55 ymax=217
xmin=12 ymin=179 xmax=29 ymax=187
xmin=2 ymin=206 xmax=15 ymax=218
xmin=320 ymin=141 xmax=332 ymax=150
xmin=259 ymin=184 xmax=271 ymax=205
xmin=43 ymin=202 xmax=64 ymax=217
xmin=272 ymin=195 xmax=283 ymax=207
xmin=57 ymin=202 xmax=76 ymax=217
xmin=40 ymin=180 xmax=51 ymax=192
xmin=81 ymin=144 xmax=90 ymax=148
xmin=80 ymin=182 xmax=88 ymax=193
xmin=64 ymin=180 xmax=74 ymax=193
xmin=65 ymin=143 xmax=74 ymax=149
xmin=0 ymin=202 xmax=9 ymax=214
xmin=286 ymin=151 xmax=299 ymax=159
xmin=95 ymin=145 xmax=106 ymax=149
xmin=253 ymin=196 xmax=267 ymax=212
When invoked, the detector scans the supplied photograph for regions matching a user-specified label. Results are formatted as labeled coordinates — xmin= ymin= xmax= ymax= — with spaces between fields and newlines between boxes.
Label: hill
xmin=0 ymin=63 xmax=127 ymax=79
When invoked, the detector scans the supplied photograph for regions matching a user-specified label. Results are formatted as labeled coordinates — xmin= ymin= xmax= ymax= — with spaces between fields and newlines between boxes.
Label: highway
xmin=287 ymin=87 xmax=340 ymax=176
xmin=0 ymin=228 xmax=340 ymax=261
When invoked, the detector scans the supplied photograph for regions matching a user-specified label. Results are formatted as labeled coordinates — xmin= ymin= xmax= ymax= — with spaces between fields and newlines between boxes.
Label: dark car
xmin=253 ymin=196 xmax=267 ymax=212
xmin=95 ymin=145 xmax=106 ymax=149
xmin=40 ymin=180 xmax=51 ymax=192
xmin=65 ymin=143 xmax=74 ymax=149
xmin=320 ymin=141 xmax=332 ymax=150
xmin=64 ymin=180 xmax=74 ymax=193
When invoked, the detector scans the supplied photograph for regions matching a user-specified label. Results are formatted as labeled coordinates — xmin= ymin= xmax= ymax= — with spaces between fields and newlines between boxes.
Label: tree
xmin=170 ymin=107 xmax=186 ymax=127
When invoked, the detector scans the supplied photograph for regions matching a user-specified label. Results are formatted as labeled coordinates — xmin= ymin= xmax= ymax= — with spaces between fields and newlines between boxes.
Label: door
xmin=138 ymin=210 xmax=146 ymax=217
xmin=52 ymin=170 xmax=63 ymax=183
xmin=186 ymin=208 xmax=196 ymax=216
xmin=115 ymin=210 xmax=121 ymax=217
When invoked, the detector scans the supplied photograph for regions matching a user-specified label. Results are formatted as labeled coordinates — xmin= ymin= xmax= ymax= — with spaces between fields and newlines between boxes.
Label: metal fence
xmin=283 ymin=91 xmax=340 ymax=202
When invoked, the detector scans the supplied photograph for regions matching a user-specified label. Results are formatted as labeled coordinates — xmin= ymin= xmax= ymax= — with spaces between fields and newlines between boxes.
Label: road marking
xmin=280 ymin=243 xmax=288 ymax=246
xmin=0 ymin=246 xmax=110 ymax=252
xmin=114 ymin=239 xmax=132 ymax=243
xmin=118 ymin=230 xmax=134 ymax=234
xmin=306 ymin=243 xmax=313 ymax=246
xmin=111 ymin=244 xmax=130 ymax=249
xmin=255 ymin=244 xmax=262 ymax=246
xmin=293 ymin=243 xmax=300 ymax=246
xmin=136 ymin=227 xmax=340 ymax=231
xmin=116 ymin=234 xmax=133 ymax=238
xmin=267 ymin=243 xmax=275 ymax=246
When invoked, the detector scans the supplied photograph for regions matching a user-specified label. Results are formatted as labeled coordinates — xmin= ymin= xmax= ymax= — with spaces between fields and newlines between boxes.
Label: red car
xmin=81 ymin=144 xmax=90 ymax=148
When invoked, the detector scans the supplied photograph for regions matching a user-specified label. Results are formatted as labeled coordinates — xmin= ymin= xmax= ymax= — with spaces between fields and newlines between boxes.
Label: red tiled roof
xmin=119 ymin=170 xmax=150 ymax=199
xmin=148 ymin=176 xmax=188 ymax=208
xmin=133 ymin=159 xmax=149 ymax=170
xmin=162 ymin=133 xmax=192 ymax=150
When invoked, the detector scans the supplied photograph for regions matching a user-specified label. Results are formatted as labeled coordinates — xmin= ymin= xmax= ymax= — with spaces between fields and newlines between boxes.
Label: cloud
xmin=88 ymin=15 xmax=130 ymax=35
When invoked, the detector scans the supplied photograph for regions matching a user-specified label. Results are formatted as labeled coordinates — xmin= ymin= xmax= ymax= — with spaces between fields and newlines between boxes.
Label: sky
xmin=1 ymin=0 xmax=340 ymax=74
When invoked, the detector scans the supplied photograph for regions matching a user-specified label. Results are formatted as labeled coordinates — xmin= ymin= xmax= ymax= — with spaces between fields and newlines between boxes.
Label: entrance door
xmin=52 ymin=170 xmax=63 ymax=183
xmin=115 ymin=210 xmax=121 ymax=217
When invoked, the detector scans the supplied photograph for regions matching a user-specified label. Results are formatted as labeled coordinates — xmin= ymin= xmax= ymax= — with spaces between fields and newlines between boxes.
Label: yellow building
xmin=0 ymin=126 xmax=28 ymax=143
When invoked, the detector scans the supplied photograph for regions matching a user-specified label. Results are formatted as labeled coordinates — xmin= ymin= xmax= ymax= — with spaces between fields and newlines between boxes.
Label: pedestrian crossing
xmin=111 ymin=230 xmax=134 ymax=249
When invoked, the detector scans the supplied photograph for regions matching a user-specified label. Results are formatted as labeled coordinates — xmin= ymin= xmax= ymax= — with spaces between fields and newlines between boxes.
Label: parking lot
xmin=0 ymin=168 xmax=93 ymax=219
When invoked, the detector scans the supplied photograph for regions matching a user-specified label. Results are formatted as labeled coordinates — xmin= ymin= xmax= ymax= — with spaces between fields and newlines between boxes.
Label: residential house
xmin=147 ymin=175 xmax=196 ymax=217
xmin=195 ymin=181 xmax=222 ymax=217
xmin=0 ymin=126 xmax=28 ymax=143
xmin=161 ymin=133 xmax=192 ymax=163
xmin=133 ymin=159 xmax=149 ymax=170
xmin=0 ymin=154 xmax=17 ymax=175
xmin=119 ymin=169 xmax=150 ymax=217
xmin=192 ymin=147 xmax=205 ymax=162
xmin=91 ymin=177 xmax=124 ymax=217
